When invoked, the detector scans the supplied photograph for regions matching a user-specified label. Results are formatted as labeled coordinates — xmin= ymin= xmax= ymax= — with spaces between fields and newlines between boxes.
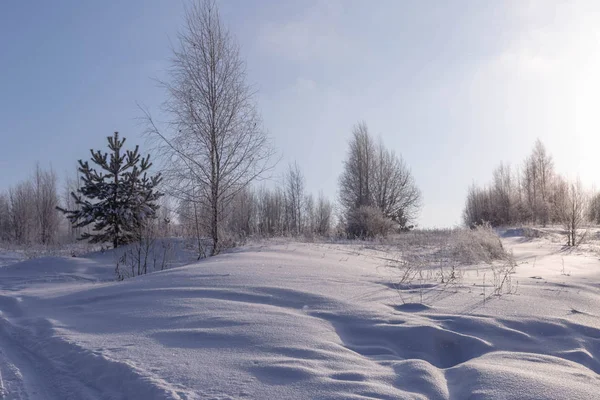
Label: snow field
xmin=0 ymin=230 xmax=598 ymax=399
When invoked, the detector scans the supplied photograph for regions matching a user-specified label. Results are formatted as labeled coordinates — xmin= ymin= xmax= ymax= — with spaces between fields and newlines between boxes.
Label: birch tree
xmin=144 ymin=0 xmax=276 ymax=255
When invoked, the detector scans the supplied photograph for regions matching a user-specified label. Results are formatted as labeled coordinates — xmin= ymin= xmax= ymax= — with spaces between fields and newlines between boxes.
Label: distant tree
xmin=156 ymin=195 xmax=174 ymax=237
xmin=33 ymin=164 xmax=59 ymax=245
xmin=62 ymin=166 xmax=84 ymax=242
xmin=588 ymin=192 xmax=600 ymax=224
xmin=463 ymin=184 xmax=482 ymax=228
xmin=256 ymin=186 xmax=285 ymax=236
xmin=557 ymin=179 xmax=587 ymax=246
xmin=346 ymin=206 xmax=394 ymax=239
xmin=372 ymin=139 xmax=421 ymax=228
xmin=227 ymin=186 xmax=257 ymax=238
xmin=339 ymin=122 xmax=376 ymax=212
xmin=491 ymin=163 xmax=513 ymax=226
xmin=522 ymin=139 xmax=554 ymax=225
xmin=9 ymin=181 xmax=35 ymax=244
xmin=339 ymin=122 xmax=421 ymax=235
xmin=144 ymin=0 xmax=276 ymax=255
xmin=314 ymin=192 xmax=333 ymax=236
xmin=58 ymin=132 xmax=163 ymax=248
xmin=303 ymin=193 xmax=315 ymax=235
xmin=285 ymin=162 xmax=305 ymax=236
xmin=463 ymin=139 xmax=563 ymax=229
xmin=463 ymin=184 xmax=498 ymax=228
xmin=0 ymin=193 xmax=11 ymax=242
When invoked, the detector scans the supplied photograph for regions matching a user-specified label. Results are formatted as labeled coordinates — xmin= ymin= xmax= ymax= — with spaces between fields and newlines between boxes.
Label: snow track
xmin=0 ymin=314 xmax=102 ymax=400
xmin=0 ymin=347 xmax=28 ymax=400
xmin=0 ymin=314 xmax=189 ymax=400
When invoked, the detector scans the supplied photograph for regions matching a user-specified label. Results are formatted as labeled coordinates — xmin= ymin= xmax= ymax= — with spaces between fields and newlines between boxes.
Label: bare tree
xmin=303 ymin=193 xmax=315 ymax=235
xmin=463 ymin=184 xmax=496 ymax=227
xmin=144 ymin=0 xmax=276 ymax=255
xmin=588 ymin=191 xmax=600 ymax=224
xmin=491 ymin=162 xmax=513 ymax=225
xmin=256 ymin=186 xmax=285 ymax=236
xmin=156 ymin=195 xmax=175 ymax=237
xmin=522 ymin=139 xmax=554 ymax=225
xmin=339 ymin=122 xmax=421 ymax=233
xmin=0 ymin=193 xmax=10 ymax=243
xmin=226 ymin=186 xmax=257 ymax=238
xmin=33 ymin=164 xmax=59 ymax=245
xmin=339 ymin=122 xmax=376 ymax=212
xmin=314 ymin=192 xmax=333 ymax=236
xmin=372 ymin=139 xmax=422 ymax=227
xmin=558 ymin=179 xmax=587 ymax=246
xmin=463 ymin=139 xmax=563 ymax=228
xmin=285 ymin=162 xmax=305 ymax=236
xmin=62 ymin=166 xmax=84 ymax=242
xmin=9 ymin=181 xmax=35 ymax=244
xmin=532 ymin=139 xmax=554 ymax=225
xmin=522 ymin=155 xmax=537 ymax=222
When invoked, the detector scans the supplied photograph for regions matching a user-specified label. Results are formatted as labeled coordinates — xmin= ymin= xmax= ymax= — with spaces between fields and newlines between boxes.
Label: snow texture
xmin=0 ymin=230 xmax=599 ymax=399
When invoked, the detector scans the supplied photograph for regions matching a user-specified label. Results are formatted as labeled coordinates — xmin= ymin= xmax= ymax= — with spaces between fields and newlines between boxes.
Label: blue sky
xmin=2 ymin=0 xmax=600 ymax=227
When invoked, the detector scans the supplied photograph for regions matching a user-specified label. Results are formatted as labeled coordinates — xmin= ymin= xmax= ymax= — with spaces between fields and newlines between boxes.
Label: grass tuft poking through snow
xmin=450 ymin=224 xmax=508 ymax=264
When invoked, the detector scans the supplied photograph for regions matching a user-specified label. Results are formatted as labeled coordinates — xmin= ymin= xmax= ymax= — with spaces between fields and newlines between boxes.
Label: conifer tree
xmin=59 ymin=132 xmax=162 ymax=248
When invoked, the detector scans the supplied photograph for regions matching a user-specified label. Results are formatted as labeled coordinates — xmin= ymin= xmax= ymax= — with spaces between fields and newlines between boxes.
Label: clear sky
xmin=2 ymin=0 xmax=600 ymax=227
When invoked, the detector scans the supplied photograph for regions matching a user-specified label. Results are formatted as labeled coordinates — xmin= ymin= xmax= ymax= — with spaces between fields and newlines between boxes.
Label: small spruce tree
xmin=59 ymin=132 xmax=162 ymax=248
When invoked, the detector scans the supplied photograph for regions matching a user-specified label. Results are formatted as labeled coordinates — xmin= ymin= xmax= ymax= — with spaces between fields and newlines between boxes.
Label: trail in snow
xmin=0 ymin=346 xmax=28 ymax=400
xmin=0 ymin=302 xmax=105 ymax=400
xmin=0 ymin=322 xmax=52 ymax=400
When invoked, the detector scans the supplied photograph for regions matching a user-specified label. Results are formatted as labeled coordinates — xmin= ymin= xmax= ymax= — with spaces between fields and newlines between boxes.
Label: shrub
xmin=346 ymin=206 xmax=395 ymax=239
xmin=450 ymin=223 xmax=507 ymax=264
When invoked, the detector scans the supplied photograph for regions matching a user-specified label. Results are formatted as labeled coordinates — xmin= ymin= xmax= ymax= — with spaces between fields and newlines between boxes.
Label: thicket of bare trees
xmin=0 ymin=194 xmax=9 ymax=242
xmin=34 ymin=165 xmax=60 ymax=245
xmin=0 ymin=165 xmax=60 ymax=245
xmin=285 ymin=162 xmax=305 ymax=236
xmin=463 ymin=140 xmax=589 ymax=246
xmin=556 ymin=179 xmax=587 ymax=246
xmin=339 ymin=122 xmax=422 ymax=237
xmin=144 ymin=0 xmax=276 ymax=255
xmin=176 ymin=161 xmax=335 ymax=256
xmin=588 ymin=192 xmax=600 ymax=225
xmin=465 ymin=140 xmax=560 ymax=227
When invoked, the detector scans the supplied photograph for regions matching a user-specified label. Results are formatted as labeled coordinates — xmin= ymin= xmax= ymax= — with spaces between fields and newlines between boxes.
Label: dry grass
xmin=449 ymin=224 xmax=508 ymax=265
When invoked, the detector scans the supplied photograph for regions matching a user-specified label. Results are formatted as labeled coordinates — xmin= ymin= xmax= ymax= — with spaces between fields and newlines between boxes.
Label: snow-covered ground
xmin=0 ymin=251 xmax=24 ymax=269
xmin=0 ymin=230 xmax=599 ymax=399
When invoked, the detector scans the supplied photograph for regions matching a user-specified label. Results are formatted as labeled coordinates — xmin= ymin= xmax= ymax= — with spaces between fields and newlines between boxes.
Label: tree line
xmin=0 ymin=165 xmax=61 ymax=245
xmin=463 ymin=139 xmax=589 ymax=246
xmin=177 ymin=163 xmax=334 ymax=243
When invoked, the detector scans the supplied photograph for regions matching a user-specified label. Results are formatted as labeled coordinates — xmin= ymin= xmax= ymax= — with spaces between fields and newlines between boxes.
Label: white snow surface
xmin=0 ymin=232 xmax=599 ymax=399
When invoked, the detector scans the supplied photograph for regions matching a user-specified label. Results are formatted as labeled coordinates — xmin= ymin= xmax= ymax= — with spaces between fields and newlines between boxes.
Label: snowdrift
xmin=0 ymin=234 xmax=599 ymax=399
